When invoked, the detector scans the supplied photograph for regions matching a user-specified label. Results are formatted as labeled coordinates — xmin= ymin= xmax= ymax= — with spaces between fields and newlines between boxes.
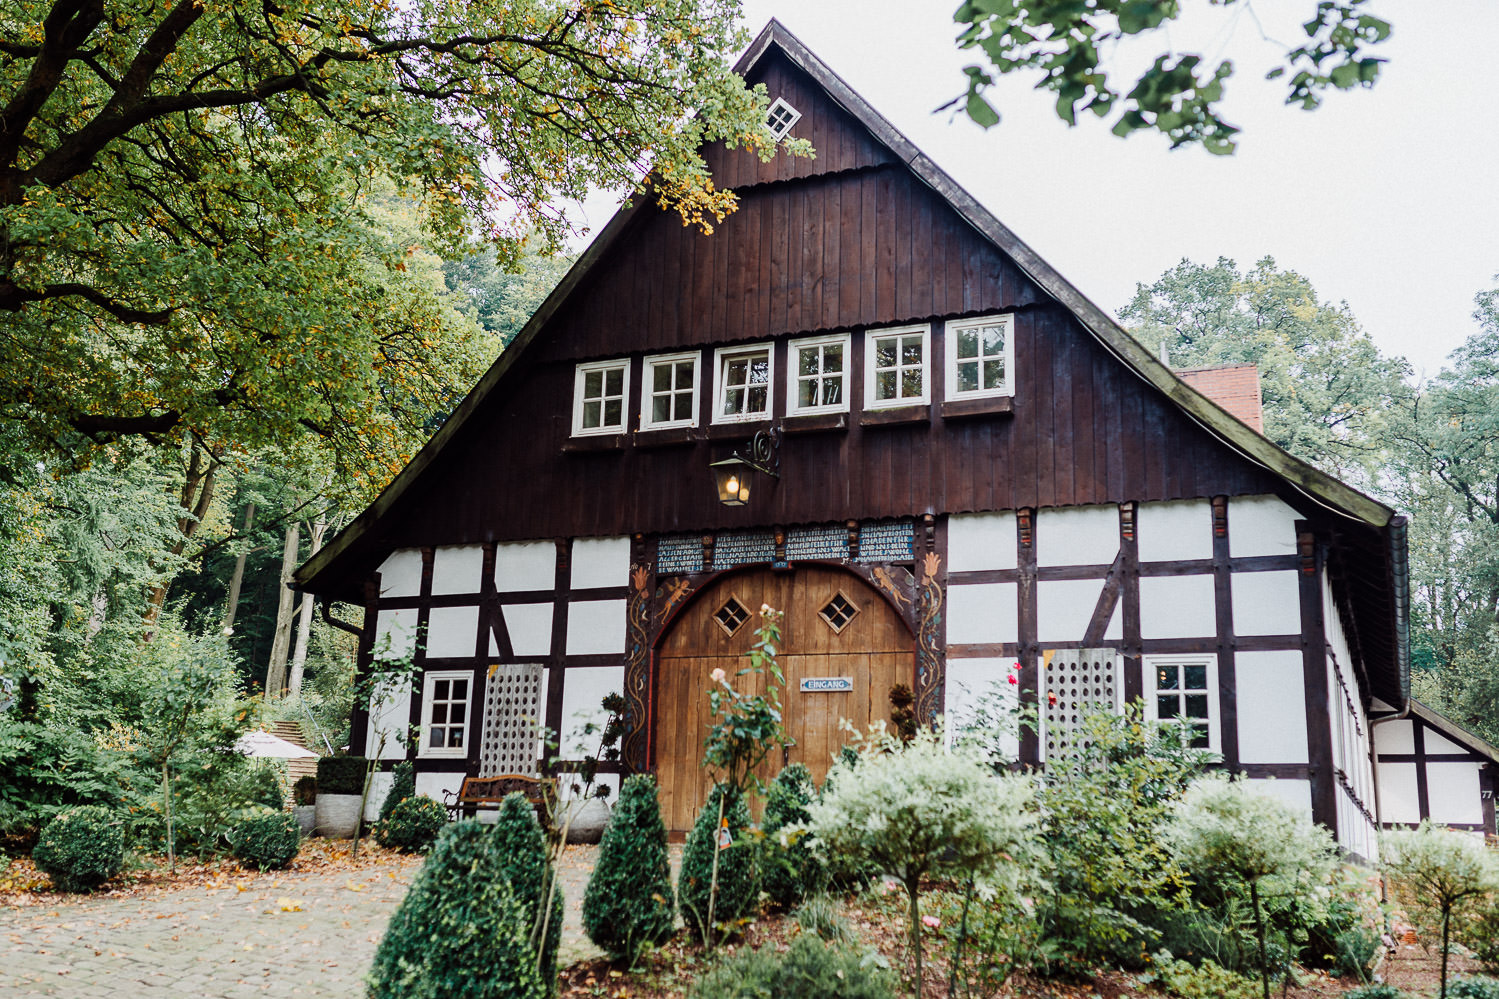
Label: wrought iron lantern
xmin=710 ymin=429 xmax=780 ymax=506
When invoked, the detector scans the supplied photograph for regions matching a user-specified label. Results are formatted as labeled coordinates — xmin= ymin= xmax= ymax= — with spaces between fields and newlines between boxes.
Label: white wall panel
xmin=566 ymin=599 xmax=627 ymax=655
xmin=1137 ymin=499 xmax=1213 ymax=563
xmin=947 ymin=583 xmax=1018 ymax=644
xmin=366 ymin=675 xmax=411 ymax=759
xmin=558 ymin=665 xmax=626 ymax=758
xmin=1241 ymin=777 xmax=1313 ymax=819
xmin=1236 ymin=650 xmax=1309 ymax=764
xmin=1424 ymin=729 xmax=1467 ymax=755
xmin=430 ymin=545 xmax=484 ymax=595
xmin=502 ymin=603 xmax=555 ymax=656
xmin=415 ymin=771 xmax=465 ymax=804
xmin=1376 ymin=719 xmax=1415 ymax=755
xmin=1139 ymin=575 xmax=1215 ymax=639
xmin=1228 ymin=495 xmax=1301 ymax=558
xmin=948 ymin=512 xmax=1017 ymax=572
xmin=425 ymin=605 xmax=479 ymax=659
xmin=1037 ymin=505 xmax=1119 ymax=567
xmin=375 ymin=607 xmax=418 ymax=659
xmin=571 ymin=536 xmax=631 ymax=589
xmin=1427 ymin=763 xmax=1484 ymax=825
xmin=364 ymin=771 xmax=394 ymax=821
xmin=1038 ymin=578 xmax=1106 ymax=643
xmin=495 ymin=541 xmax=557 ymax=591
xmin=1231 ymin=570 xmax=1302 ymax=636
xmin=944 ymin=657 xmax=1020 ymax=760
xmin=1377 ymin=762 xmax=1422 ymax=824
xmin=378 ymin=549 xmax=423 ymax=598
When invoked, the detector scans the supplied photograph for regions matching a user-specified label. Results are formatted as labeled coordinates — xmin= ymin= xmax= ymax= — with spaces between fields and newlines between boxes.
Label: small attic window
xmin=765 ymin=98 xmax=801 ymax=140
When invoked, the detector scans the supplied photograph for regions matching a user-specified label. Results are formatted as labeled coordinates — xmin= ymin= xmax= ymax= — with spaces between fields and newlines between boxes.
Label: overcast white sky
xmin=580 ymin=1 xmax=1499 ymax=381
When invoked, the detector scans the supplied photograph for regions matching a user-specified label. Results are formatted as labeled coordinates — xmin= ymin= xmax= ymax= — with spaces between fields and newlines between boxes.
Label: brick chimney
xmin=1176 ymin=364 xmax=1264 ymax=434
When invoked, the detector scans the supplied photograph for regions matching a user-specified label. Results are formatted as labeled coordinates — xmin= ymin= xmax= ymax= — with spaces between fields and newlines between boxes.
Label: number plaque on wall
xmin=799 ymin=677 xmax=854 ymax=693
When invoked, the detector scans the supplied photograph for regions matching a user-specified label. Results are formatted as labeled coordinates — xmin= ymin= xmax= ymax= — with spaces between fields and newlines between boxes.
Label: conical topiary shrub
xmin=379 ymin=760 xmax=416 ymax=823
xmin=678 ymin=783 xmax=758 ymax=940
xmin=367 ymin=821 xmax=544 ymax=999
xmin=582 ymin=775 xmax=676 ymax=961
xmin=491 ymin=793 xmax=565 ymax=993
xmin=761 ymin=763 xmax=824 ymax=908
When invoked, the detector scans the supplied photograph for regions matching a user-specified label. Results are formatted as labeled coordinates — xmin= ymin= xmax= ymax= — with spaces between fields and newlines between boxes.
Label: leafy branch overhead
xmin=952 ymin=0 xmax=1391 ymax=153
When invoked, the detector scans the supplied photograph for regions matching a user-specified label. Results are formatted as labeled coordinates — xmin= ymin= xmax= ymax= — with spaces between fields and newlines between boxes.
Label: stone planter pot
xmin=560 ymin=797 xmax=612 ymax=844
xmin=314 ymin=793 xmax=362 ymax=838
xmin=293 ymin=804 xmax=317 ymax=837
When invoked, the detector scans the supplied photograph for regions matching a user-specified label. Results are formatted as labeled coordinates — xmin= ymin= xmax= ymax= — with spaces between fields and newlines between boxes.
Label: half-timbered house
xmin=293 ymin=21 xmax=1493 ymax=849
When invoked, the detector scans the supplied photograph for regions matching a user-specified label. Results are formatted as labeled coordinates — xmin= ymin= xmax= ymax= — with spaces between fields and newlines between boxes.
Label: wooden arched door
xmin=652 ymin=565 xmax=914 ymax=832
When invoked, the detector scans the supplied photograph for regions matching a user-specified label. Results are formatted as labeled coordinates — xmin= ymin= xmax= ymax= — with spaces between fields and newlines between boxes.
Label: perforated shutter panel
xmin=1043 ymin=648 xmax=1122 ymax=761
xmin=478 ymin=663 xmax=544 ymax=777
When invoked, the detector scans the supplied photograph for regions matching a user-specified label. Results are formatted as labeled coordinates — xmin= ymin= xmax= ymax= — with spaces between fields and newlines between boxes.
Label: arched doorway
xmin=652 ymin=565 xmax=915 ymax=832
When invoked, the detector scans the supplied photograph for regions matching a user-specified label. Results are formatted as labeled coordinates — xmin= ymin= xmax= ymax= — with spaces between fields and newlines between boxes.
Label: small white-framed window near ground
xmin=865 ymin=324 xmax=929 ymax=409
xmin=572 ymin=359 xmax=630 ymax=436
xmin=788 ymin=334 xmax=850 ymax=415
xmin=641 ymin=352 xmax=699 ymax=430
xmin=419 ymin=670 xmax=473 ymax=758
xmin=945 ymin=314 xmax=1015 ymax=400
xmin=1144 ymin=654 xmax=1220 ymax=752
xmin=713 ymin=344 xmax=773 ymax=423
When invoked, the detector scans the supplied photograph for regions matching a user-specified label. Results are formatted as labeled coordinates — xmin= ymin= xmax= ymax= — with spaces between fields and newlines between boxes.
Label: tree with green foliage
xmin=951 ymin=1 xmax=1391 ymax=154
xmin=491 ymin=794 xmax=564 ymax=991
xmin=582 ymin=775 xmax=676 ymax=964
xmin=443 ymin=244 xmax=576 ymax=347
xmin=678 ymin=783 xmax=758 ymax=945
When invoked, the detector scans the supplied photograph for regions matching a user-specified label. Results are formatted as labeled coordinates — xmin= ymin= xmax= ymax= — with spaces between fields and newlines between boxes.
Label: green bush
xmin=1343 ymin=985 xmax=1410 ymax=999
xmin=688 ymin=932 xmax=896 ymax=999
xmin=678 ymin=784 xmax=758 ymax=939
xmin=316 ymin=755 xmax=367 ymax=795
xmin=379 ymin=761 xmax=415 ymax=822
xmin=377 ymin=795 xmax=447 ymax=852
xmin=229 ymin=808 xmax=301 ymax=870
xmin=761 ymin=764 xmax=824 ymax=908
xmin=249 ymin=765 xmax=286 ymax=810
xmin=31 ymin=805 xmax=125 ymax=892
xmin=1465 ymin=892 xmax=1499 ymax=972
xmin=0 ymin=721 xmax=139 ymax=850
xmin=1151 ymin=955 xmax=1259 ymax=999
xmin=793 ymin=895 xmax=852 ymax=944
xmin=367 ymin=821 xmax=544 ymax=999
xmin=293 ymin=776 xmax=317 ymax=806
xmin=582 ymin=774 xmax=675 ymax=963
xmin=1450 ymin=980 xmax=1499 ymax=999
xmin=490 ymin=794 xmax=564 ymax=993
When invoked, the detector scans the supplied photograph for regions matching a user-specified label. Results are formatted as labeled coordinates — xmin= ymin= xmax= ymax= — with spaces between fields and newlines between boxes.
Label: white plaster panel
xmin=1427 ymin=763 xmax=1484 ymax=825
xmin=378 ymin=549 xmax=423 ymax=598
xmin=1228 ymin=495 xmax=1301 ymax=558
xmin=566 ymin=599 xmax=627 ymax=655
xmin=375 ymin=607 xmax=418 ymax=660
xmin=364 ymin=771 xmax=395 ymax=821
xmin=366 ymin=676 xmax=412 ymax=760
xmin=1241 ymin=777 xmax=1313 ymax=820
xmin=1423 ymin=729 xmax=1466 ymax=755
xmin=1037 ymin=505 xmax=1120 ymax=567
xmin=1231 ymin=570 xmax=1302 ymax=637
xmin=1376 ymin=719 xmax=1415 ymax=755
xmin=1105 ymin=601 xmax=1122 ymax=640
xmin=495 ymin=541 xmax=557 ymax=591
xmin=1376 ymin=762 xmax=1422 ymax=824
xmin=571 ymin=536 xmax=631 ymax=589
xmin=1235 ymin=650 xmax=1309 ymax=764
xmin=1139 ymin=574 xmax=1216 ymax=639
xmin=944 ymin=658 xmax=1021 ymax=761
xmin=501 ymin=603 xmax=555 ymax=656
xmin=946 ymin=583 xmax=1018 ymax=645
xmin=415 ymin=771 xmax=465 ymax=804
xmin=1037 ymin=578 xmax=1106 ymax=643
xmin=559 ymin=665 xmax=626 ymax=758
xmin=1137 ymin=500 xmax=1213 ymax=563
xmin=947 ymin=512 xmax=1017 ymax=572
xmin=425 ymin=605 xmax=480 ymax=659
xmin=431 ymin=545 xmax=485 ymax=595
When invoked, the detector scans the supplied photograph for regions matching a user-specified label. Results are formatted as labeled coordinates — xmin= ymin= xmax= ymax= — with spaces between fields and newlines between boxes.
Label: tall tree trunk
xmin=264 ymin=519 xmax=300 ymax=699
xmin=221 ymin=501 xmax=256 ymax=632
xmin=144 ymin=441 xmax=218 ymax=635
xmin=286 ymin=510 xmax=327 ymax=700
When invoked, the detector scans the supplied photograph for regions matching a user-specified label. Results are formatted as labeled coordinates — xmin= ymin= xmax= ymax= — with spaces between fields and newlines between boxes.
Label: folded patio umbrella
xmin=234 ymin=729 xmax=318 ymax=759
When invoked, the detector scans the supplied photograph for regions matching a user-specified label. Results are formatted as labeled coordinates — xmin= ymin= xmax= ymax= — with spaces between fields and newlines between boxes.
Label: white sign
xmin=799 ymin=677 xmax=854 ymax=693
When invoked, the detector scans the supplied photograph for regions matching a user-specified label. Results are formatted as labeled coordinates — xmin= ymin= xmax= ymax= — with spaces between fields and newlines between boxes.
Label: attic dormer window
xmin=765 ymin=98 xmax=801 ymax=140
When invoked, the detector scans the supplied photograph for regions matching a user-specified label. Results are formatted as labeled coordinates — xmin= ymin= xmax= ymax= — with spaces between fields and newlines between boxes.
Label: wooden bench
xmin=443 ymin=774 xmax=553 ymax=823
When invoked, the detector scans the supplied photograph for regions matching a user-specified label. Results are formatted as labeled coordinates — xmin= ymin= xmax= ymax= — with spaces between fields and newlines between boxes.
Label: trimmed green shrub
xmin=229 ymin=808 xmax=302 ymax=870
xmin=377 ymin=795 xmax=447 ymax=852
xmin=1450 ymin=980 xmax=1499 ymax=999
xmin=582 ymin=774 xmax=675 ymax=962
xmin=761 ymin=763 xmax=824 ymax=908
xmin=293 ymin=775 xmax=317 ymax=806
xmin=1343 ymin=986 xmax=1410 ymax=999
xmin=379 ymin=761 xmax=416 ymax=822
xmin=32 ymin=806 xmax=124 ymax=892
xmin=678 ymin=783 xmax=758 ymax=939
xmin=249 ymin=766 xmax=287 ymax=810
xmin=317 ymin=755 xmax=367 ymax=795
xmin=491 ymin=793 xmax=564 ymax=993
xmin=368 ymin=821 xmax=544 ymax=999
xmin=688 ymin=932 xmax=896 ymax=999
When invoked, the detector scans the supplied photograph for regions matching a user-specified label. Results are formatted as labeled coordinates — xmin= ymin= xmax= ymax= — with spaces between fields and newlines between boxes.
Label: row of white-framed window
xmin=572 ymin=313 xmax=1016 ymax=437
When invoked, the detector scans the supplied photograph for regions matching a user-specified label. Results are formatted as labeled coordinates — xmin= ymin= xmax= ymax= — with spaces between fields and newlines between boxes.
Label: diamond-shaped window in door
xmin=819 ymin=592 xmax=860 ymax=634
xmin=713 ymin=596 xmax=751 ymax=636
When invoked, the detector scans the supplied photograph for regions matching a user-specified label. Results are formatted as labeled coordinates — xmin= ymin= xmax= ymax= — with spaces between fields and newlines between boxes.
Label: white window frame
xmin=864 ymin=323 xmax=930 ymax=410
xmin=945 ymin=314 xmax=1016 ymax=401
xmin=711 ymin=343 xmax=775 ymax=424
xmin=1143 ymin=654 xmax=1221 ymax=753
xmin=571 ymin=359 xmax=631 ymax=437
xmin=787 ymin=334 xmax=851 ymax=416
xmin=418 ymin=669 xmax=474 ymax=759
xmin=640 ymin=351 xmax=700 ymax=431
xmin=765 ymin=97 xmax=802 ymax=140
